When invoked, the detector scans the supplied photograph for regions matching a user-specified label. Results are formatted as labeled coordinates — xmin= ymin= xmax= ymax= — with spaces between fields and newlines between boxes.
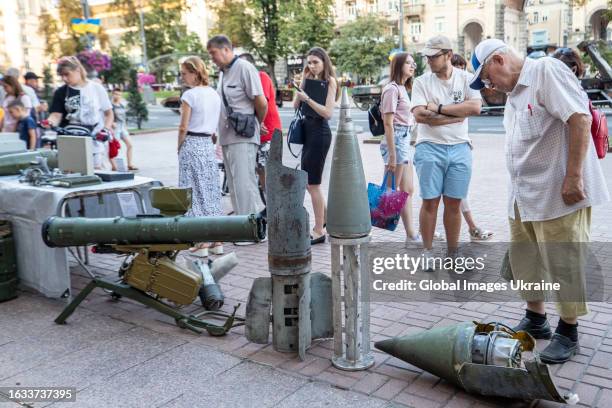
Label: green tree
xmin=39 ymin=0 xmax=110 ymax=58
xmin=103 ymin=48 xmax=133 ymax=86
xmin=126 ymin=70 xmax=148 ymax=129
xmin=42 ymin=65 xmax=55 ymax=105
xmin=281 ymin=0 xmax=334 ymax=55
xmin=114 ymin=0 xmax=203 ymax=61
xmin=330 ymin=16 xmax=396 ymax=82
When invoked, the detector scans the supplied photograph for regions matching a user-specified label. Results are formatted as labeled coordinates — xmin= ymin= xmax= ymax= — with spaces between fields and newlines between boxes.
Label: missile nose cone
xmin=374 ymin=338 xmax=396 ymax=356
xmin=340 ymin=86 xmax=350 ymax=109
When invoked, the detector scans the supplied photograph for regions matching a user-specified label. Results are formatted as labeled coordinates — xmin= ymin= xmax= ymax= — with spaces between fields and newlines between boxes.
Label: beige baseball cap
xmin=420 ymin=36 xmax=453 ymax=56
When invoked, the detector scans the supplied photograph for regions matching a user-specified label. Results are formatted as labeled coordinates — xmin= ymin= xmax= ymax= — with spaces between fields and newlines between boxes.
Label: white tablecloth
xmin=0 ymin=175 xmax=157 ymax=297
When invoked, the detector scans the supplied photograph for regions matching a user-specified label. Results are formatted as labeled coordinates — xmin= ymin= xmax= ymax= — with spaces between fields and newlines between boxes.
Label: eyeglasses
xmin=406 ymin=61 xmax=417 ymax=68
xmin=426 ymin=51 xmax=448 ymax=60
xmin=480 ymin=54 xmax=496 ymax=89
xmin=553 ymin=47 xmax=574 ymax=57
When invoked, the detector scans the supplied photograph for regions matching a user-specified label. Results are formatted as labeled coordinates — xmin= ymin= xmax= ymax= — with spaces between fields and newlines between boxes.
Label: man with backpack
xmin=470 ymin=38 xmax=610 ymax=364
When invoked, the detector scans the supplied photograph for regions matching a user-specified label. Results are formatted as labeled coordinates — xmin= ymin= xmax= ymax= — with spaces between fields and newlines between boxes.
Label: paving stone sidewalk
xmin=1 ymin=130 xmax=611 ymax=407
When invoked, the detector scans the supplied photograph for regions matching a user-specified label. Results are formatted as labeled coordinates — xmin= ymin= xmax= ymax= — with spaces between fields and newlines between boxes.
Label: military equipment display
xmin=0 ymin=150 xmax=58 ymax=176
xmin=191 ymin=259 xmax=225 ymax=311
xmin=46 ymin=187 xmax=266 ymax=336
xmin=245 ymin=130 xmax=333 ymax=360
xmin=0 ymin=220 xmax=18 ymax=303
xmin=375 ymin=322 xmax=578 ymax=403
xmin=0 ymin=133 xmax=27 ymax=155
xmin=328 ymin=88 xmax=374 ymax=371
xmin=16 ymin=155 xmax=102 ymax=187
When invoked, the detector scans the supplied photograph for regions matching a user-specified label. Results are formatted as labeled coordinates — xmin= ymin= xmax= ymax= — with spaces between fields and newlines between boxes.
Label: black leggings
xmin=301 ymin=117 xmax=332 ymax=185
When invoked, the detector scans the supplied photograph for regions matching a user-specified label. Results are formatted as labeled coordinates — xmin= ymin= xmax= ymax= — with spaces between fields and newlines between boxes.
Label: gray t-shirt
xmin=217 ymin=57 xmax=264 ymax=146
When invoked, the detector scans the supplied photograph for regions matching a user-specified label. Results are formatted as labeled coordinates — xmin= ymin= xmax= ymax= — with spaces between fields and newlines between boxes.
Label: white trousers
xmin=222 ymin=142 xmax=264 ymax=215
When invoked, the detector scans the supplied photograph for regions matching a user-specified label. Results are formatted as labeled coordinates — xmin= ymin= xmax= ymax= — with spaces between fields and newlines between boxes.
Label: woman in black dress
xmin=293 ymin=47 xmax=339 ymax=245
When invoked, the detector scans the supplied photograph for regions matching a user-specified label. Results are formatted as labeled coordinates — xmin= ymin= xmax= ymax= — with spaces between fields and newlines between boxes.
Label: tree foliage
xmin=210 ymin=0 xmax=335 ymax=83
xmin=42 ymin=65 xmax=55 ymax=105
xmin=126 ymin=69 xmax=148 ymax=130
xmin=113 ymin=0 xmax=204 ymax=61
xmin=39 ymin=0 xmax=110 ymax=58
xmin=329 ymin=16 xmax=396 ymax=81
xmin=102 ymin=49 xmax=133 ymax=86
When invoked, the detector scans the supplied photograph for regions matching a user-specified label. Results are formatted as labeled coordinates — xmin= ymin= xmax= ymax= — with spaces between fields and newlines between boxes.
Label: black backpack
xmin=368 ymin=83 xmax=400 ymax=137
xmin=368 ymin=101 xmax=385 ymax=136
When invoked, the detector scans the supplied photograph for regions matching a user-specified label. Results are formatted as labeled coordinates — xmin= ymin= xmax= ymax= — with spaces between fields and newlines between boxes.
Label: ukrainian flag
xmin=71 ymin=18 xmax=101 ymax=34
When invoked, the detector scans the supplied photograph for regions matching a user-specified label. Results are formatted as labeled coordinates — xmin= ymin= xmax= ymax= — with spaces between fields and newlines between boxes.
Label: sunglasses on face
xmin=426 ymin=51 xmax=448 ymax=60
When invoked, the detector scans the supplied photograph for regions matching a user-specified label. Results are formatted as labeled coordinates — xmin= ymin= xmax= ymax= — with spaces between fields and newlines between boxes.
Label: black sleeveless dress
xmin=300 ymin=93 xmax=332 ymax=185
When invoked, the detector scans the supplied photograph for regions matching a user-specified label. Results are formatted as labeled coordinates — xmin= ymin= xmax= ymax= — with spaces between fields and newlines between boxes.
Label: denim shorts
xmin=380 ymin=125 xmax=415 ymax=165
xmin=414 ymin=142 xmax=472 ymax=199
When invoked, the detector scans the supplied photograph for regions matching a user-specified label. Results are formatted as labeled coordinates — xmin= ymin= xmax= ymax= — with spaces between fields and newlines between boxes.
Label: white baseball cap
xmin=469 ymin=38 xmax=507 ymax=90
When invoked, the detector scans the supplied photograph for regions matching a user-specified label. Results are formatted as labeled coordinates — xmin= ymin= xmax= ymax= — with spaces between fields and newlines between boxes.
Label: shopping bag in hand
xmin=367 ymin=171 xmax=409 ymax=231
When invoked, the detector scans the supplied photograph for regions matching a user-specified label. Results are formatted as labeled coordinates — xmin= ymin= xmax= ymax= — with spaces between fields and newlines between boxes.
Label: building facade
xmin=0 ymin=0 xmax=56 ymax=76
xmin=333 ymin=0 xmax=609 ymax=61
xmin=525 ymin=0 xmax=611 ymax=48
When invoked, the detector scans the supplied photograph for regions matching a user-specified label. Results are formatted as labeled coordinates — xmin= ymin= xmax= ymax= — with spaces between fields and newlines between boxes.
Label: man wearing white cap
xmin=411 ymin=35 xmax=482 ymax=267
xmin=470 ymin=38 xmax=609 ymax=364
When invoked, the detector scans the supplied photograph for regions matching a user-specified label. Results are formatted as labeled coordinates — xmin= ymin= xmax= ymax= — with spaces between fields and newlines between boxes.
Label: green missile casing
xmin=0 ymin=150 xmax=59 ymax=176
xmin=42 ymin=214 xmax=266 ymax=247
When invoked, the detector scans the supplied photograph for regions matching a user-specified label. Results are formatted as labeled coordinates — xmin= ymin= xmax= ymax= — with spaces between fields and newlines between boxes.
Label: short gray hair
xmin=207 ymin=35 xmax=232 ymax=50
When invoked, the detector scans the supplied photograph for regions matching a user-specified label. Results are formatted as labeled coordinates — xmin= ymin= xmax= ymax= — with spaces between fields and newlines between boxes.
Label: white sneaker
xmin=422 ymin=248 xmax=436 ymax=272
xmin=405 ymin=233 xmax=423 ymax=247
xmin=433 ymin=231 xmax=443 ymax=240
xmin=234 ymin=241 xmax=257 ymax=246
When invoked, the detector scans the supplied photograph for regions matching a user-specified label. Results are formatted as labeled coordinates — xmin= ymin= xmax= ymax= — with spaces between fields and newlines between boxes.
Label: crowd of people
xmin=1 ymin=33 xmax=606 ymax=366
xmin=0 ymin=59 xmax=135 ymax=171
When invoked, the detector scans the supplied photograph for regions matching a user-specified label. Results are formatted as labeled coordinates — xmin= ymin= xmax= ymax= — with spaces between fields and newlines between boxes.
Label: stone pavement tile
xmin=61 ymin=342 xmax=241 ymax=408
xmin=231 ymin=341 xmax=269 ymax=358
xmin=298 ymin=357 xmax=332 ymax=376
xmin=373 ymin=362 xmax=421 ymax=383
xmin=315 ymin=369 xmax=360 ymax=390
xmin=580 ymin=374 xmax=612 ymax=389
xmin=393 ymin=391 xmax=443 ymax=408
xmin=276 ymin=382 xmax=387 ymax=408
xmin=278 ymin=353 xmax=317 ymax=372
xmin=352 ymin=372 xmax=389 ymax=395
xmin=372 ymin=378 xmax=408 ymax=400
xmin=0 ymin=309 xmax=134 ymax=381
xmin=0 ymin=326 xmax=185 ymax=391
xmin=250 ymin=345 xmax=296 ymax=368
xmin=159 ymin=361 xmax=306 ymax=408
xmin=591 ymin=351 xmax=612 ymax=369
xmin=596 ymin=388 xmax=612 ymax=407
xmin=571 ymin=382 xmax=600 ymax=407
xmin=404 ymin=372 xmax=451 ymax=403
xmin=585 ymin=365 xmax=612 ymax=380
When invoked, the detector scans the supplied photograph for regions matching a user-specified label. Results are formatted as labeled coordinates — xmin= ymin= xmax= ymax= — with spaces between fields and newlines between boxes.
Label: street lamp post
xmin=139 ymin=0 xmax=148 ymax=72
xmin=399 ymin=0 xmax=404 ymax=51
xmin=80 ymin=0 xmax=93 ymax=49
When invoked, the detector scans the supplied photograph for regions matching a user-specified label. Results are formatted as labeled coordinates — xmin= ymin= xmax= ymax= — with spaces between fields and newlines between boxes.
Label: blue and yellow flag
xmin=71 ymin=18 xmax=101 ymax=34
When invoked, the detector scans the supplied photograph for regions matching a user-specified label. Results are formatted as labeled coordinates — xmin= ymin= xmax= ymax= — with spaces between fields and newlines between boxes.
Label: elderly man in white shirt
xmin=470 ymin=39 xmax=609 ymax=364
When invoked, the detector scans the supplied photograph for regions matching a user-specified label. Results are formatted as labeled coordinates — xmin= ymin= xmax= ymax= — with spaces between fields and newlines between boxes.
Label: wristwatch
xmin=438 ymin=104 xmax=443 ymax=114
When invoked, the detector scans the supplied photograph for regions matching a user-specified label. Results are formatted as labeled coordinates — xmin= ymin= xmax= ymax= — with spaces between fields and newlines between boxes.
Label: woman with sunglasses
xmin=177 ymin=56 xmax=223 ymax=257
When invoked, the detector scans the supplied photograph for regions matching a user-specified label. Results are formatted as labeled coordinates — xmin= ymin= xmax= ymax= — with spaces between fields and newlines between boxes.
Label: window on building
xmin=409 ymin=21 xmax=422 ymax=35
xmin=435 ymin=0 xmax=445 ymax=4
xmin=533 ymin=11 xmax=539 ymax=24
xmin=542 ymin=14 xmax=548 ymax=22
xmin=435 ymin=17 xmax=445 ymax=32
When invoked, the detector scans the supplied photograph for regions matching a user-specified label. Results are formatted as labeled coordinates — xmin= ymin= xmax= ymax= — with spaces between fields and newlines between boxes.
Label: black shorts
xmin=300 ymin=117 xmax=332 ymax=185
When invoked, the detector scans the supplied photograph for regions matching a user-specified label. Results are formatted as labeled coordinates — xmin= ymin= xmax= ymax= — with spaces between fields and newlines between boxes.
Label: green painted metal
xmin=326 ymin=87 xmax=372 ymax=238
xmin=0 ymin=220 xmax=18 ymax=302
xmin=0 ymin=150 xmax=58 ymax=175
xmin=42 ymin=214 xmax=266 ymax=247
xmin=149 ymin=187 xmax=192 ymax=216
xmin=55 ymin=277 xmax=242 ymax=336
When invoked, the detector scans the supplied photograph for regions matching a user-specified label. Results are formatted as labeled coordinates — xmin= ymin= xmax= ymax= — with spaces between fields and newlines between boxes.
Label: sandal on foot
xmin=188 ymin=246 xmax=209 ymax=257
xmin=310 ymin=232 xmax=326 ymax=245
xmin=209 ymin=244 xmax=224 ymax=255
xmin=470 ymin=228 xmax=494 ymax=242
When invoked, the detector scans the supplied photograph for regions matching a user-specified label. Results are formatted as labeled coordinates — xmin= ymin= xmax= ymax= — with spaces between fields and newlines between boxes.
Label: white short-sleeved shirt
xmin=504 ymin=57 xmax=610 ymax=222
xmin=2 ymin=94 xmax=32 ymax=132
xmin=217 ymin=57 xmax=264 ymax=146
xmin=181 ymin=86 xmax=221 ymax=135
xmin=411 ymin=67 xmax=482 ymax=145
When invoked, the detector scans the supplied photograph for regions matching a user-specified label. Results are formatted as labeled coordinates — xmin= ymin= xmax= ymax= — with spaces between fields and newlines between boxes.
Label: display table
xmin=0 ymin=175 xmax=160 ymax=298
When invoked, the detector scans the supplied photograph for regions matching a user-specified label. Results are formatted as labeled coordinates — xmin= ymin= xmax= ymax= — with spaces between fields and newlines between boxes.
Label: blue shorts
xmin=414 ymin=142 xmax=472 ymax=200
xmin=380 ymin=125 xmax=415 ymax=165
